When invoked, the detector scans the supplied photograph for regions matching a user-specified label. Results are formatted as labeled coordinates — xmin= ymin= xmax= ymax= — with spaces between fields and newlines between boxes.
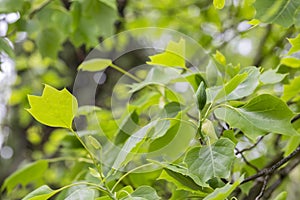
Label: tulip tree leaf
xmin=78 ymin=58 xmax=112 ymax=72
xmin=185 ymin=138 xmax=235 ymax=183
xmin=214 ymin=94 xmax=299 ymax=140
xmin=147 ymin=38 xmax=186 ymax=69
xmin=27 ymin=84 xmax=78 ymax=129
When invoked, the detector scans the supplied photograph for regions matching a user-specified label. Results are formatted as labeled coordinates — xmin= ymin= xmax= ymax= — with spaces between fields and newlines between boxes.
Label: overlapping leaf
xmin=215 ymin=94 xmax=299 ymax=140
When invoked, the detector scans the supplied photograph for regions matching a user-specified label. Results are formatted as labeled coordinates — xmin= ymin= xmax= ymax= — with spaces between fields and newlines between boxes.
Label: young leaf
xmin=281 ymin=57 xmax=300 ymax=68
xmin=282 ymin=75 xmax=300 ymax=101
xmin=184 ymin=138 xmax=235 ymax=183
xmin=2 ymin=160 xmax=48 ymax=193
xmin=147 ymin=38 xmax=186 ymax=69
xmin=213 ymin=0 xmax=225 ymax=9
xmin=27 ymin=84 xmax=78 ymax=129
xmin=215 ymin=94 xmax=299 ymax=140
xmin=288 ymin=34 xmax=300 ymax=55
xmin=253 ymin=0 xmax=300 ymax=27
xmin=214 ymin=73 xmax=248 ymax=101
xmin=203 ymin=176 xmax=244 ymax=200
xmin=77 ymin=58 xmax=112 ymax=72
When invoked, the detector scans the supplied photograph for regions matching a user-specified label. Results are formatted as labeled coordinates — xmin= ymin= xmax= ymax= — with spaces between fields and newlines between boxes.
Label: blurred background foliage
xmin=0 ymin=0 xmax=300 ymax=199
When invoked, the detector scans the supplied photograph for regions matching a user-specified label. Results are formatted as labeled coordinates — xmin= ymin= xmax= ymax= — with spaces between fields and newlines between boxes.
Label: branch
xmin=236 ymin=148 xmax=259 ymax=172
xmin=255 ymin=175 xmax=270 ymax=200
xmin=263 ymin=156 xmax=300 ymax=199
xmin=241 ymin=146 xmax=300 ymax=184
xmin=235 ymin=136 xmax=264 ymax=155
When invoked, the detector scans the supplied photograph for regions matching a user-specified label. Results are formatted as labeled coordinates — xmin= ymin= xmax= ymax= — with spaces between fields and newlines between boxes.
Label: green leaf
xmin=281 ymin=57 xmax=300 ymax=68
xmin=22 ymin=185 xmax=59 ymax=200
xmin=98 ymin=0 xmax=117 ymax=10
xmin=76 ymin=105 xmax=102 ymax=116
xmin=253 ymin=0 xmax=300 ymax=27
xmin=157 ymin=169 xmax=210 ymax=196
xmin=88 ymin=136 xmax=102 ymax=150
xmin=213 ymin=0 xmax=225 ymax=10
xmin=259 ymin=69 xmax=287 ymax=84
xmin=147 ymin=38 xmax=186 ymax=69
xmin=65 ymin=188 xmax=96 ymax=200
xmin=89 ymin=167 xmax=101 ymax=178
xmin=115 ymin=110 xmax=139 ymax=145
xmin=36 ymin=27 xmax=63 ymax=59
xmin=282 ymin=75 xmax=300 ymax=101
xmin=27 ymin=84 xmax=78 ymax=129
xmin=215 ymin=94 xmax=299 ymax=140
xmin=203 ymin=176 xmax=244 ymax=200
xmin=185 ymin=138 xmax=235 ymax=183
xmin=214 ymin=73 xmax=248 ymax=102
xmin=77 ymin=58 xmax=112 ymax=72
xmin=2 ymin=160 xmax=48 ymax=193
xmin=129 ymin=67 xmax=180 ymax=93
xmin=0 ymin=37 xmax=14 ymax=57
xmin=117 ymin=186 xmax=134 ymax=199
xmin=112 ymin=121 xmax=155 ymax=170
xmin=207 ymin=67 xmax=259 ymax=103
xmin=121 ymin=186 xmax=160 ymax=200
xmin=213 ymin=50 xmax=226 ymax=66
xmin=202 ymin=119 xmax=218 ymax=144
xmin=288 ymin=34 xmax=300 ymax=55
xmin=274 ymin=191 xmax=287 ymax=200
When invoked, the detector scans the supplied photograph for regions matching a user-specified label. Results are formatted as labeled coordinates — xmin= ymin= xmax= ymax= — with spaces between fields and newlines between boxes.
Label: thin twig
xmin=241 ymin=146 xmax=300 ymax=184
xmin=236 ymin=148 xmax=260 ymax=172
xmin=255 ymin=175 xmax=270 ymax=200
xmin=235 ymin=136 xmax=264 ymax=155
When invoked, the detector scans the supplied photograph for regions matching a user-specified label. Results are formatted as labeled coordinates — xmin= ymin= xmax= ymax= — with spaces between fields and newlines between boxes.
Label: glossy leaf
xmin=27 ymin=84 xmax=78 ymax=129
xmin=203 ymin=176 xmax=243 ymax=200
xmin=185 ymin=138 xmax=235 ymax=183
xmin=215 ymin=94 xmax=299 ymax=140
xmin=2 ymin=160 xmax=48 ymax=193
xmin=147 ymin=38 xmax=186 ymax=69
xmin=77 ymin=59 xmax=112 ymax=72
xmin=254 ymin=0 xmax=300 ymax=27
